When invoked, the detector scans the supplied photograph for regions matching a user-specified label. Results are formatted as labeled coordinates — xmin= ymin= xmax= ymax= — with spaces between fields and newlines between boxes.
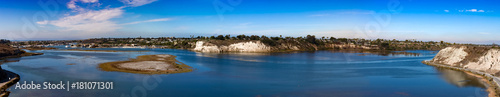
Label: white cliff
xmin=431 ymin=46 xmax=500 ymax=74
xmin=193 ymin=41 xmax=270 ymax=53
xmin=465 ymin=49 xmax=500 ymax=74
xmin=431 ymin=46 xmax=468 ymax=66
xmin=226 ymin=41 xmax=271 ymax=52
xmin=193 ymin=41 xmax=221 ymax=52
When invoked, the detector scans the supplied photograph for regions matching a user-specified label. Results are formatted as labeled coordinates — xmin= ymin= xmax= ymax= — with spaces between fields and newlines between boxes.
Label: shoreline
xmin=0 ymin=69 xmax=20 ymax=97
xmin=0 ymin=52 xmax=43 ymax=60
xmin=423 ymin=61 xmax=500 ymax=97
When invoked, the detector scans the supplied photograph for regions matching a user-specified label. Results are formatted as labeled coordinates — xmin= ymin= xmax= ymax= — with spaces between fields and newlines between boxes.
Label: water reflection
xmin=435 ymin=67 xmax=486 ymax=88
xmin=329 ymin=50 xmax=421 ymax=56
xmin=0 ymin=49 xmax=491 ymax=97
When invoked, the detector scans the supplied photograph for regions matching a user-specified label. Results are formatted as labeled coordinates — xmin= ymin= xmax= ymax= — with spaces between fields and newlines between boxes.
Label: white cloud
xmin=444 ymin=10 xmax=449 ymax=12
xmin=337 ymin=11 xmax=375 ymax=15
xmin=80 ymin=0 xmax=98 ymax=3
xmin=39 ymin=0 xmax=163 ymax=35
xmin=120 ymin=0 xmax=157 ymax=7
xmin=67 ymin=0 xmax=100 ymax=12
xmin=122 ymin=18 xmax=173 ymax=25
xmin=458 ymin=9 xmax=487 ymax=13
xmin=50 ymin=8 xmax=124 ymax=33
xmin=467 ymin=9 xmax=478 ymax=12
xmin=309 ymin=10 xmax=375 ymax=17
xmin=36 ymin=20 xmax=49 ymax=25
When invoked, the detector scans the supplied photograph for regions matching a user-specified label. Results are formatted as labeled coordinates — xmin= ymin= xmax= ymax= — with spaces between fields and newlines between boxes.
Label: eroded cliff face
xmin=192 ymin=40 xmax=380 ymax=53
xmin=193 ymin=41 xmax=271 ymax=53
xmin=431 ymin=46 xmax=500 ymax=75
xmin=431 ymin=46 xmax=468 ymax=66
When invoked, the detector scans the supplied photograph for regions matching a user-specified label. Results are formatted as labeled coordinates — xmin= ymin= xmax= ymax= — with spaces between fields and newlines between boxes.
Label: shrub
xmin=306 ymin=35 xmax=317 ymax=44
xmin=261 ymin=39 xmax=277 ymax=46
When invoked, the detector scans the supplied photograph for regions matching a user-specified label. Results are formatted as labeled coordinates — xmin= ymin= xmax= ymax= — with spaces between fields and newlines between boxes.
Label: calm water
xmin=0 ymin=48 xmax=490 ymax=97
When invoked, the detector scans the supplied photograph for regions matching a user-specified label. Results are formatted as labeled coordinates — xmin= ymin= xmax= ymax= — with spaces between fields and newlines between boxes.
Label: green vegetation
xmin=8 ymin=34 xmax=466 ymax=51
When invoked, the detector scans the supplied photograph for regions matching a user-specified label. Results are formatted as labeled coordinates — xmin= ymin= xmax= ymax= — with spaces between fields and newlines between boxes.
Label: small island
xmin=64 ymin=49 xmax=149 ymax=52
xmin=98 ymin=54 xmax=192 ymax=74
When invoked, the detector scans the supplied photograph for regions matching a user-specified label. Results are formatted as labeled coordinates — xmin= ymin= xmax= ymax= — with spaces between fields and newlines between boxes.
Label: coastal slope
xmin=192 ymin=40 xmax=377 ymax=53
xmin=193 ymin=41 xmax=271 ymax=53
xmin=426 ymin=46 xmax=500 ymax=96
xmin=431 ymin=46 xmax=500 ymax=75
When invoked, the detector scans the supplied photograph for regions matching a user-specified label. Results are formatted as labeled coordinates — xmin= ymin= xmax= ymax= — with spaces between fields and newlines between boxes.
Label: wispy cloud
xmin=122 ymin=18 xmax=173 ymax=25
xmin=50 ymin=8 xmax=124 ymax=33
xmin=458 ymin=9 xmax=487 ymax=13
xmin=40 ymin=0 xmax=161 ymax=34
xmin=120 ymin=0 xmax=157 ymax=7
xmin=36 ymin=20 xmax=49 ymax=25
xmin=309 ymin=10 xmax=375 ymax=17
xmin=67 ymin=0 xmax=101 ymax=12
xmin=337 ymin=11 xmax=375 ymax=15
xmin=444 ymin=10 xmax=449 ymax=12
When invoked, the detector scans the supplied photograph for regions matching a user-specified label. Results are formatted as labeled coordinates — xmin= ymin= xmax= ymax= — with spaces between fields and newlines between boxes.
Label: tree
xmin=306 ymin=35 xmax=317 ymax=44
xmin=237 ymin=35 xmax=246 ymax=40
xmin=250 ymin=35 xmax=260 ymax=40
xmin=330 ymin=37 xmax=336 ymax=41
xmin=338 ymin=38 xmax=348 ymax=43
xmin=380 ymin=43 xmax=390 ymax=49
xmin=217 ymin=35 xmax=225 ymax=40
xmin=271 ymin=37 xmax=280 ymax=41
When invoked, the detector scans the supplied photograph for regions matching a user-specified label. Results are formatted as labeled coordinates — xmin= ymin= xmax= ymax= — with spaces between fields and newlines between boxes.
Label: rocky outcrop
xmin=193 ymin=41 xmax=271 ymax=53
xmin=431 ymin=46 xmax=500 ymax=75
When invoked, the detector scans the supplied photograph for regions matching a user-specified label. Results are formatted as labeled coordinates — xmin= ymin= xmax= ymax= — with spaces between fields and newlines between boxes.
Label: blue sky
xmin=0 ymin=0 xmax=500 ymax=44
